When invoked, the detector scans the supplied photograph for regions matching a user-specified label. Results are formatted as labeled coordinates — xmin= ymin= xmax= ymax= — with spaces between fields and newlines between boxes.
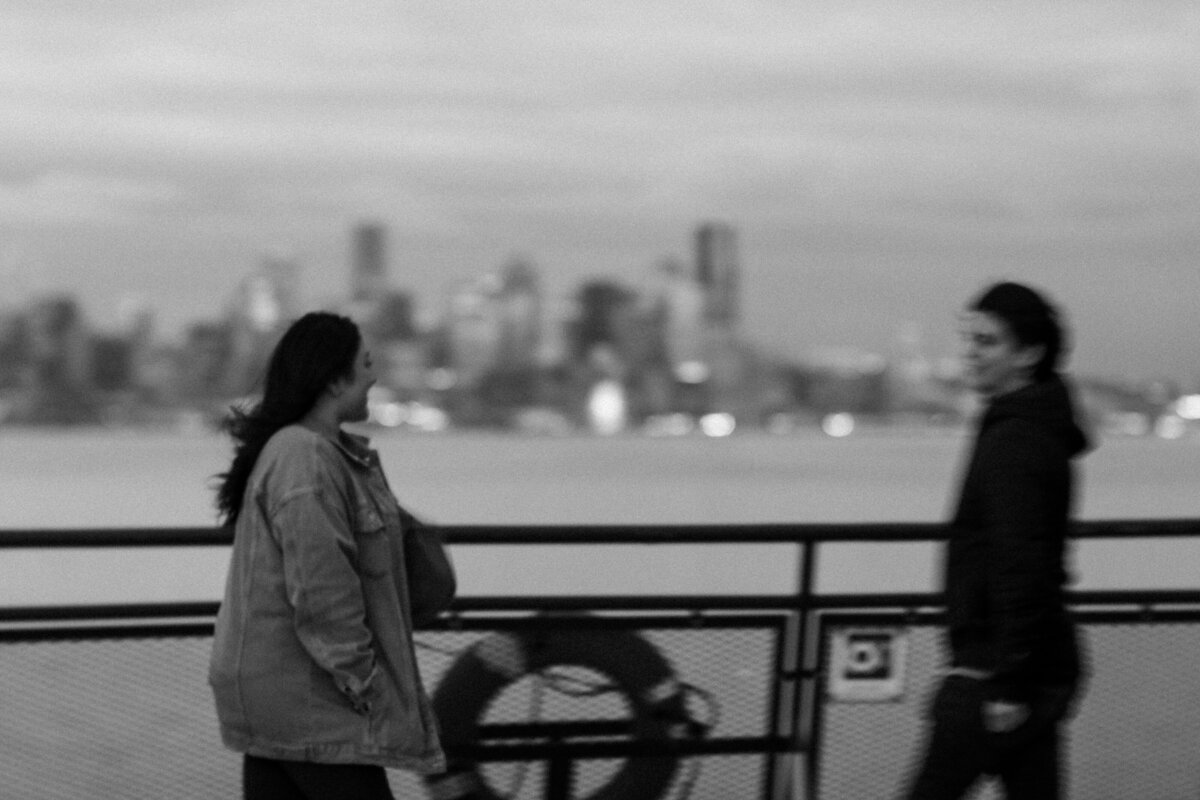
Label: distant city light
xmin=644 ymin=413 xmax=694 ymax=437
xmin=367 ymin=385 xmax=449 ymax=432
xmin=246 ymin=276 xmax=281 ymax=332
xmin=1156 ymin=415 xmax=1186 ymax=440
xmin=700 ymin=413 xmax=736 ymax=438
xmin=409 ymin=404 xmax=449 ymax=432
xmin=1176 ymin=395 xmax=1200 ymax=421
xmin=588 ymin=379 xmax=627 ymax=436
xmin=675 ymin=361 xmax=710 ymax=384
xmin=425 ymin=368 xmax=457 ymax=392
xmin=367 ymin=387 xmax=401 ymax=427
xmin=822 ymin=412 xmax=855 ymax=438
xmin=372 ymin=402 xmax=405 ymax=428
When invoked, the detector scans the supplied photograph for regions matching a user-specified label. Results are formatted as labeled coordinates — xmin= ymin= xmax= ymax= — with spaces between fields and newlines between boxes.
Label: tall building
xmin=495 ymin=258 xmax=541 ymax=370
xmin=446 ymin=275 xmax=503 ymax=389
xmin=0 ymin=310 xmax=32 ymax=390
xmin=29 ymin=295 xmax=90 ymax=392
xmin=21 ymin=295 xmax=101 ymax=423
xmin=223 ymin=258 xmax=298 ymax=395
xmin=352 ymin=222 xmax=387 ymax=303
xmin=261 ymin=256 xmax=302 ymax=324
xmin=372 ymin=291 xmax=418 ymax=342
xmin=657 ymin=257 xmax=705 ymax=375
xmin=235 ymin=271 xmax=285 ymax=334
xmin=572 ymin=279 xmax=634 ymax=362
xmin=694 ymin=221 xmax=739 ymax=328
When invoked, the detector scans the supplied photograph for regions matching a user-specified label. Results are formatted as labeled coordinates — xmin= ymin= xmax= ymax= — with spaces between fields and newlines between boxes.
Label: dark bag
xmin=399 ymin=507 xmax=457 ymax=625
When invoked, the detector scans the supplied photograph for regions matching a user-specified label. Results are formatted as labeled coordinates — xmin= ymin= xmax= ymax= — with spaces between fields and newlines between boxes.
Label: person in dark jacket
xmin=904 ymin=282 xmax=1091 ymax=800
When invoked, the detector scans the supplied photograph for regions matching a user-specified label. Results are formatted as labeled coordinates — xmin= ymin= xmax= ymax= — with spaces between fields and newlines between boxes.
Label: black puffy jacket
xmin=944 ymin=375 xmax=1090 ymax=703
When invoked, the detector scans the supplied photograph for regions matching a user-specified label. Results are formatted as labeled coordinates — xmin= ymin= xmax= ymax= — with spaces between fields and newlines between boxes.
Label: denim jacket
xmin=209 ymin=425 xmax=454 ymax=772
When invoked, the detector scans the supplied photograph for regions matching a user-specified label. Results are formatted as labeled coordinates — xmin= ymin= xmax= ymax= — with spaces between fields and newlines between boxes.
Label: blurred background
xmin=1 ymin=0 xmax=1198 ymax=521
xmin=2 ymin=1 xmax=1199 ymax=436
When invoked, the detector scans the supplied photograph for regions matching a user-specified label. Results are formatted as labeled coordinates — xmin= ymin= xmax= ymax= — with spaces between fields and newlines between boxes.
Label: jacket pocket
xmin=360 ymin=673 xmax=429 ymax=753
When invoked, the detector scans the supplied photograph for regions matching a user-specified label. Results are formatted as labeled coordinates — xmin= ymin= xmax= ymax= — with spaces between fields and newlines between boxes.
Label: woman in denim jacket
xmin=209 ymin=312 xmax=456 ymax=800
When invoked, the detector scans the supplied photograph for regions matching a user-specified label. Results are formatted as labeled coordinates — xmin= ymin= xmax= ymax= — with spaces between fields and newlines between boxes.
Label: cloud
xmin=0 ymin=171 xmax=182 ymax=226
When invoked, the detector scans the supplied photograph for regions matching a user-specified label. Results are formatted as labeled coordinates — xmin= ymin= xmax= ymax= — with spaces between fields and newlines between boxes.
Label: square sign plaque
xmin=827 ymin=627 xmax=909 ymax=702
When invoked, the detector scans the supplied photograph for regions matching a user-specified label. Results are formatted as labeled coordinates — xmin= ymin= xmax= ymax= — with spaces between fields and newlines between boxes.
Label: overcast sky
xmin=2 ymin=0 xmax=1197 ymax=383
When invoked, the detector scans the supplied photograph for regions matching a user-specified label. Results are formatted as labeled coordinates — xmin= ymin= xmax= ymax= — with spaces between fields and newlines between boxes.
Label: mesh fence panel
xmin=14 ymin=612 xmax=1195 ymax=800
xmin=0 ymin=618 xmax=783 ymax=800
xmin=816 ymin=614 xmax=1200 ymax=800
xmin=0 ymin=635 xmax=241 ymax=800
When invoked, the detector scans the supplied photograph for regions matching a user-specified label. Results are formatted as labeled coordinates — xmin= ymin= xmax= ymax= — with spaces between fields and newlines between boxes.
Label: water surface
xmin=3 ymin=428 xmax=1198 ymax=605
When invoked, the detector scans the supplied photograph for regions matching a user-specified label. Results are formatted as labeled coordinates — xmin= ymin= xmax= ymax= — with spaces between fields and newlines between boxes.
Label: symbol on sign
xmin=844 ymin=633 xmax=893 ymax=680
xmin=828 ymin=627 xmax=908 ymax=702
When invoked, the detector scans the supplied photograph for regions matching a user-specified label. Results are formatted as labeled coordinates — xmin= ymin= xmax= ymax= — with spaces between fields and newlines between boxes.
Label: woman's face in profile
xmin=958 ymin=311 xmax=1040 ymax=398
xmin=339 ymin=344 xmax=377 ymax=423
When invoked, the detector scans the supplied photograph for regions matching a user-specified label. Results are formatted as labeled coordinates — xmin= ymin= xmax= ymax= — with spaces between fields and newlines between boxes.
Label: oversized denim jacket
xmin=209 ymin=425 xmax=453 ymax=772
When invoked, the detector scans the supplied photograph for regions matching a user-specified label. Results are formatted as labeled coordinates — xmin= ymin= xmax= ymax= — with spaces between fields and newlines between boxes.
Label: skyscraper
xmin=352 ymin=222 xmax=387 ymax=303
xmin=694 ymin=221 xmax=739 ymax=328
xmin=495 ymin=258 xmax=541 ymax=370
xmin=446 ymin=274 xmax=503 ymax=388
xmin=657 ymin=257 xmax=705 ymax=374
xmin=261 ymin=255 xmax=302 ymax=325
xmin=29 ymin=295 xmax=90 ymax=392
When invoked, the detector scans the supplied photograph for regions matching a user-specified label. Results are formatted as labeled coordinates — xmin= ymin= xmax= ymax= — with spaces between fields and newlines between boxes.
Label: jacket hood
xmin=983 ymin=374 xmax=1091 ymax=458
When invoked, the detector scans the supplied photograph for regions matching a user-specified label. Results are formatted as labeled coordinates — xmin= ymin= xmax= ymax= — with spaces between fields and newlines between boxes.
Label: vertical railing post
xmin=775 ymin=535 xmax=820 ymax=800
xmin=545 ymin=752 xmax=575 ymax=800
xmin=796 ymin=537 xmax=820 ymax=800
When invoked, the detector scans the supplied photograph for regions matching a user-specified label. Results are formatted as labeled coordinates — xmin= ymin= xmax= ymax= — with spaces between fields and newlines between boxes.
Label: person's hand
xmin=983 ymin=700 xmax=1030 ymax=733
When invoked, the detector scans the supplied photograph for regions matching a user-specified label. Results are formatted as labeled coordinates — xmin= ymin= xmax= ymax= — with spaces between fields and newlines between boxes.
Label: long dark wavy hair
xmin=213 ymin=312 xmax=362 ymax=526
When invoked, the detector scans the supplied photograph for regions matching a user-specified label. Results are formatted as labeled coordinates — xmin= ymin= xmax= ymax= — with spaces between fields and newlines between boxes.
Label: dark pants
xmin=243 ymin=754 xmax=395 ymax=800
xmin=904 ymin=676 xmax=1077 ymax=800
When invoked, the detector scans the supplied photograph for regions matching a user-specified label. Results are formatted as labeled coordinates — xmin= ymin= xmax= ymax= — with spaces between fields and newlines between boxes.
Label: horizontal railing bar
xmin=452 ymin=590 xmax=1200 ymax=612
xmin=0 ymin=527 xmax=232 ymax=548
xmin=7 ymin=590 xmax=1200 ymax=622
xmin=809 ymin=589 xmax=1200 ymax=609
xmin=12 ymin=601 xmax=1199 ymax=642
xmin=2 ymin=518 xmax=1198 ymax=548
xmin=477 ymin=720 xmax=632 ymax=739
xmin=0 ymin=601 xmax=221 ymax=622
xmin=0 ymin=597 xmax=796 ymax=623
xmin=6 ymin=590 xmax=1199 ymax=631
xmin=819 ymin=605 xmax=1200 ymax=628
xmin=0 ymin=598 xmax=797 ymax=621
xmin=446 ymin=595 xmax=807 ymax=612
xmin=430 ymin=612 xmax=789 ymax=633
xmin=446 ymin=734 xmax=790 ymax=761
xmin=0 ymin=598 xmax=795 ymax=622
xmin=1069 ymin=589 xmax=1200 ymax=605
xmin=0 ymin=622 xmax=215 ymax=642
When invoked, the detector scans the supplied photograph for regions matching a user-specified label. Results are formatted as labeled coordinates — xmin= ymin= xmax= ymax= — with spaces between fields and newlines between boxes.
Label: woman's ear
xmin=325 ymin=375 xmax=349 ymax=399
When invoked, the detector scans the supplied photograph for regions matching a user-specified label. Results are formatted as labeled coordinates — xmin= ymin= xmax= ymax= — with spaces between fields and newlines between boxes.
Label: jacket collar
xmin=982 ymin=375 xmax=1091 ymax=458
xmin=329 ymin=429 xmax=377 ymax=469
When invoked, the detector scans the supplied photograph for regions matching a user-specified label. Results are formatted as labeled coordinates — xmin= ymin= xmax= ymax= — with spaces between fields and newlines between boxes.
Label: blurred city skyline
xmin=2 ymin=1 xmax=1198 ymax=384
xmin=5 ymin=215 xmax=1195 ymax=439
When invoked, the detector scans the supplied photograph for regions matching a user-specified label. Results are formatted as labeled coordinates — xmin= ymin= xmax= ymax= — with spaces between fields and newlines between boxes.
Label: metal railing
xmin=3 ymin=519 xmax=1199 ymax=800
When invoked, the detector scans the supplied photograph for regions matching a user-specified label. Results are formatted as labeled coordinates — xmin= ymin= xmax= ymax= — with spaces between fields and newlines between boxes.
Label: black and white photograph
xmin=1 ymin=2 xmax=1197 ymax=798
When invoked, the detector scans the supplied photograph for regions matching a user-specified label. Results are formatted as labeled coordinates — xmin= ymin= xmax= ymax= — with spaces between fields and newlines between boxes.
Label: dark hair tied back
xmin=971 ymin=281 xmax=1067 ymax=381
